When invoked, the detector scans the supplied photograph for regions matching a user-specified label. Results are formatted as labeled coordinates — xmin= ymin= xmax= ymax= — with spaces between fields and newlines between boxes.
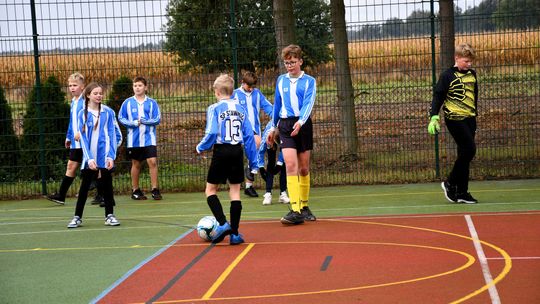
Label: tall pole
xmin=430 ymin=0 xmax=440 ymax=178
xmin=30 ymin=0 xmax=47 ymax=194
xmin=229 ymin=0 xmax=239 ymax=86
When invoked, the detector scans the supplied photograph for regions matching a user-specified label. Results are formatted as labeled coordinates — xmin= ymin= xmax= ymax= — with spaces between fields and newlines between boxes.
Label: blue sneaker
xmin=211 ymin=222 xmax=232 ymax=244
xmin=230 ymin=233 xmax=245 ymax=245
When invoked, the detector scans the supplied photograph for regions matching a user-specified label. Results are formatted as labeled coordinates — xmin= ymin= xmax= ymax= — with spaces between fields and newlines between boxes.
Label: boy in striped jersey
xmin=196 ymin=74 xmax=258 ymax=244
xmin=67 ymin=83 xmax=120 ymax=228
xmin=47 ymin=73 xmax=86 ymax=205
xmin=233 ymin=72 xmax=273 ymax=198
xmin=267 ymin=44 xmax=317 ymax=225
xmin=118 ymin=77 xmax=162 ymax=200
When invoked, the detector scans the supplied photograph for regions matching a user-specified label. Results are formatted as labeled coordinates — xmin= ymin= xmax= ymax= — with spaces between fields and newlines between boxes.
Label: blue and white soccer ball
xmin=196 ymin=216 xmax=218 ymax=241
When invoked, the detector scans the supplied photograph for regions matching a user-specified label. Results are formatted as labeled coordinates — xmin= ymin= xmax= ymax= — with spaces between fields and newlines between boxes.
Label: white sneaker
xmin=279 ymin=191 xmax=290 ymax=204
xmin=105 ymin=214 xmax=120 ymax=226
xmin=67 ymin=216 xmax=82 ymax=228
xmin=262 ymin=193 xmax=272 ymax=205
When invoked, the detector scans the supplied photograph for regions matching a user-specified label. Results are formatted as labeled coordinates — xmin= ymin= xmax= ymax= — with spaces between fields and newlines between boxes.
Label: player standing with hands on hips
xmin=268 ymin=44 xmax=317 ymax=225
xmin=428 ymin=43 xmax=479 ymax=204
xmin=196 ymin=74 xmax=258 ymax=244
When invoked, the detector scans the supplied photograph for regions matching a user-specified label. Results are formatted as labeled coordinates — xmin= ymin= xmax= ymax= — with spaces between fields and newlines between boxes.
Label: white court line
xmin=465 ymin=214 xmax=501 ymax=304
xmin=487 ymin=257 xmax=540 ymax=260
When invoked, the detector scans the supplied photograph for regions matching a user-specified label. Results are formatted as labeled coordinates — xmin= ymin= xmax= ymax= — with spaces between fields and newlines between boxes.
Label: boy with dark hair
xmin=118 ymin=76 xmax=162 ymax=200
xmin=233 ymin=71 xmax=273 ymax=198
xmin=197 ymin=74 xmax=258 ymax=244
xmin=428 ymin=43 xmax=479 ymax=204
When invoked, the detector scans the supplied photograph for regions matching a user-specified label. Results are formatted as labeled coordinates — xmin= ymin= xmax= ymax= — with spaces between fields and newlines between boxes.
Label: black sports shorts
xmin=207 ymin=144 xmax=244 ymax=185
xmin=277 ymin=117 xmax=313 ymax=152
xmin=127 ymin=146 xmax=157 ymax=161
xmin=69 ymin=148 xmax=83 ymax=162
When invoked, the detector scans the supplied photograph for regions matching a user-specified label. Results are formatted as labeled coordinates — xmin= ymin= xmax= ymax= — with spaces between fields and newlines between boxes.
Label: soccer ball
xmin=196 ymin=216 xmax=217 ymax=241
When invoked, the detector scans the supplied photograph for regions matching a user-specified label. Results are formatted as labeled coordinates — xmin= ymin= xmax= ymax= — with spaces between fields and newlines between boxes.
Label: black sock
xmin=230 ymin=200 xmax=242 ymax=235
xmin=58 ymin=175 xmax=75 ymax=199
xmin=207 ymin=195 xmax=226 ymax=225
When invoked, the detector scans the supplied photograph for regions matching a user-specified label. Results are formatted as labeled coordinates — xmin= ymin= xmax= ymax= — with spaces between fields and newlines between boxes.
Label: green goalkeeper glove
xmin=428 ymin=115 xmax=440 ymax=135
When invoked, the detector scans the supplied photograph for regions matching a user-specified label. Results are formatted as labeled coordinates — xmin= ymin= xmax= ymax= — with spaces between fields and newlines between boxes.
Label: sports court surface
xmin=1 ymin=179 xmax=539 ymax=303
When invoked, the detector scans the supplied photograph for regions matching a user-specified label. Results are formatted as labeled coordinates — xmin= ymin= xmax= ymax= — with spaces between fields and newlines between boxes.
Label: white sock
xmin=246 ymin=182 xmax=253 ymax=188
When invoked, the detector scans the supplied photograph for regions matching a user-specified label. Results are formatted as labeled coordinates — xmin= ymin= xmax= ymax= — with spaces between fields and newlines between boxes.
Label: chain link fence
xmin=0 ymin=0 xmax=539 ymax=199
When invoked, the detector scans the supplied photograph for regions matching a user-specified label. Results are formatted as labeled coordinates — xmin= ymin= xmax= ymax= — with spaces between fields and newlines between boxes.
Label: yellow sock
xmin=299 ymin=174 xmax=310 ymax=209
xmin=287 ymin=175 xmax=300 ymax=212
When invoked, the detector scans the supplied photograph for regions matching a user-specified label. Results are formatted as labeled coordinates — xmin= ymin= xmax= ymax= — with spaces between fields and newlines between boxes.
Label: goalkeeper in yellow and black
xmin=428 ymin=43 xmax=479 ymax=204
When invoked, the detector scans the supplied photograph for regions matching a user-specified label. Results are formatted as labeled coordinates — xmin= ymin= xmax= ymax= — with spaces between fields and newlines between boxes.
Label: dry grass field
xmin=1 ymin=31 xmax=538 ymax=99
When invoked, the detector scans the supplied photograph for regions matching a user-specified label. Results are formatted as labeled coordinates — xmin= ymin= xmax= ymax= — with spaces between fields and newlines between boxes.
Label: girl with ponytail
xmin=67 ymin=82 xmax=121 ymax=228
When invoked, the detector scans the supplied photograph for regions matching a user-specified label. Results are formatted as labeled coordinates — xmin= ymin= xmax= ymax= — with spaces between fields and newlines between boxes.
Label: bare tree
xmin=439 ymin=0 xmax=455 ymax=68
xmin=273 ymin=0 xmax=296 ymax=73
xmin=331 ymin=0 xmax=358 ymax=159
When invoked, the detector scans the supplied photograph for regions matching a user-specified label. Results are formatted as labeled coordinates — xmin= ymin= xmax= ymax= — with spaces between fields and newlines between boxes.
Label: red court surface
xmin=96 ymin=212 xmax=540 ymax=303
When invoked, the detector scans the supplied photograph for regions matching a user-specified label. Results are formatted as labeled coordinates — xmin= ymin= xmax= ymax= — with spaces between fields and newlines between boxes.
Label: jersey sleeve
xmin=241 ymin=117 xmax=258 ymax=170
xmin=77 ymin=110 xmax=94 ymax=164
xmin=298 ymin=76 xmax=316 ymax=126
xmin=106 ymin=109 xmax=117 ymax=161
xmin=259 ymin=90 xmax=273 ymax=117
xmin=66 ymin=102 xmax=74 ymax=143
xmin=196 ymin=106 xmax=218 ymax=153
xmin=118 ymin=99 xmax=139 ymax=128
xmin=430 ymin=69 xmax=452 ymax=117
xmin=141 ymin=99 xmax=161 ymax=126
xmin=272 ymin=78 xmax=283 ymax=127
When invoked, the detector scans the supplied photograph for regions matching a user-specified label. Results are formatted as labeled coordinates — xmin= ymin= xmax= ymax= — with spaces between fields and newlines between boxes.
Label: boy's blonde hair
xmin=455 ymin=43 xmax=476 ymax=59
xmin=282 ymin=44 xmax=303 ymax=60
xmin=213 ymin=74 xmax=234 ymax=96
xmin=68 ymin=72 xmax=85 ymax=84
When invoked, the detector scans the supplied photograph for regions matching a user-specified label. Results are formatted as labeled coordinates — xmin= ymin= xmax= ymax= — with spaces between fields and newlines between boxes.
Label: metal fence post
xmin=430 ymin=0 xmax=440 ymax=178
xmin=30 ymin=0 xmax=47 ymax=194
xmin=229 ymin=0 xmax=239 ymax=86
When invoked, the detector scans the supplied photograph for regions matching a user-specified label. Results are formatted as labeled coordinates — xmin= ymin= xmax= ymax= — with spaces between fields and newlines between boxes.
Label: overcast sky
xmin=1 ymin=0 xmax=476 ymax=52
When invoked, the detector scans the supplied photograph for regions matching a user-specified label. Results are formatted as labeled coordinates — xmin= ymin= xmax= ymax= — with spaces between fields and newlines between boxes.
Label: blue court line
xmin=320 ymin=256 xmax=333 ymax=271
xmin=89 ymin=229 xmax=194 ymax=304
xmin=146 ymin=243 xmax=215 ymax=303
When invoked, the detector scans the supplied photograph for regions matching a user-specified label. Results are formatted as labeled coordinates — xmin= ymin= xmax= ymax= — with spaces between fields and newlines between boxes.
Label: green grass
xmin=1 ymin=179 xmax=539 ymax=303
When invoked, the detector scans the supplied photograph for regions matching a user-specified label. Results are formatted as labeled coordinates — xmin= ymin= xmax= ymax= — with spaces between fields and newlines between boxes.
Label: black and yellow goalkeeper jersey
xmin=430 ymin=66 xmax=478 ymax=120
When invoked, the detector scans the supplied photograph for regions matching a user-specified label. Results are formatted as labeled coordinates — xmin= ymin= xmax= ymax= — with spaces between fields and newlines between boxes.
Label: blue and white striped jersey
xmin=118 ymin=95 xmax=161 ymax=148
xmin=256 ymin=121 xmax=284 ymax=169
xmin=66 ymin=95 xmax=85 ymax=149
xmin=233 ymin=87 xmax=273 ymax=135
xmin=77 ymin=105 xmax=117 ymax=169
xmin=113 ymin=119 xmax=123 ymax=148
xmin=196 ymin=98 xmax=257 ymax=170
xmin=272 ymin=71 xmax=316 ymax=127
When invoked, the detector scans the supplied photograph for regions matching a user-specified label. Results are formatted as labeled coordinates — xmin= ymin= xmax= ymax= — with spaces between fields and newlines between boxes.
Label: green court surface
xmin=1 ymin=179 xmax=539 ymax=304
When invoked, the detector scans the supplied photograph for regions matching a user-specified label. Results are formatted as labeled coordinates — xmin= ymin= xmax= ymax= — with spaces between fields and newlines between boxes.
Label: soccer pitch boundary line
xmin=1 ymin=201 xmax=540 ymax=229
xmin=2 ymin=187 xmax=539 ymax=213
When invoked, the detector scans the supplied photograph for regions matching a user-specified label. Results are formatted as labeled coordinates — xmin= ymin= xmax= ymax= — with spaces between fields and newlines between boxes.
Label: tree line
xmin=348 ymin=0 xmax=539 ymax=40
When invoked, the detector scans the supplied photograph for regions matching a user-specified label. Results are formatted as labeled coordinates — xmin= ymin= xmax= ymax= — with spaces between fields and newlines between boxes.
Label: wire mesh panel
xmin=0 ymin=0 xmax=538 ymax=199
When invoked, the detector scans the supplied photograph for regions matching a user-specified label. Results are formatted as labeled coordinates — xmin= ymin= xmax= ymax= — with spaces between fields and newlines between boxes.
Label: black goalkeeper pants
xmin=445 ymin=117 xmax=477 ymax=193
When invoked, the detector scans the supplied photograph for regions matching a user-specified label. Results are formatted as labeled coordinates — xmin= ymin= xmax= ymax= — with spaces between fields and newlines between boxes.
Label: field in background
xmin=1 ymin=31 xmax=538 ymax=102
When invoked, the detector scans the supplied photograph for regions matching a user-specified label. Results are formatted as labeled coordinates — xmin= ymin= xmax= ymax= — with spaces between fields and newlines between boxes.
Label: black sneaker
xmin=441 ymin=181 xmax=457 ymax=203
xmin=131 ymin=188 xmax=147 ymax=200
xmin=456 ymin=192 xmax=478 ymax=204
xmin=151 ymin=188 xmax=163 ymax=200
xmin=46 ymin=193 xmax=65 ymax=205
xmin=244 ymin=187 xmax=258 ymax=197
xmin=301 ymin=206 xmax=316 ymax=221
xmin=280 ymin=210 xmax=304 ymax=225
xmin=91 ymin=194 xmax=104 ymax=205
